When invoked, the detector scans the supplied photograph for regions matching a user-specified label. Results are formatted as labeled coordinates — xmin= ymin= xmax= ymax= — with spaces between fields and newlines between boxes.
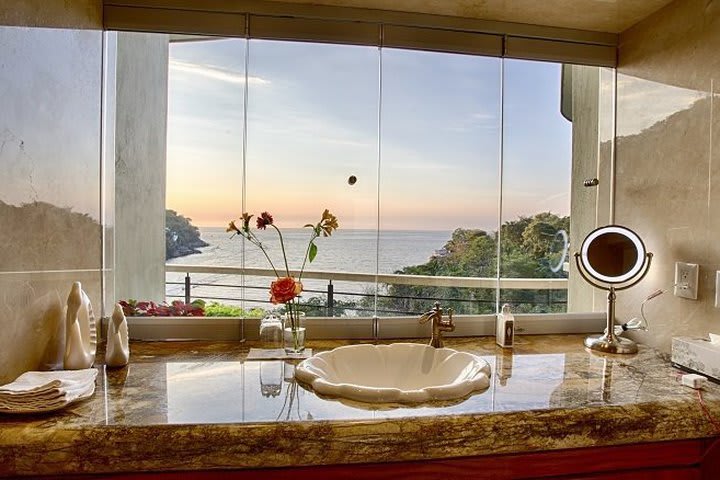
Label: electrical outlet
xmin=674 ymin=262 xmax=699 ymax=300
xmin=715 ymin=271 xmax=720 ymax=308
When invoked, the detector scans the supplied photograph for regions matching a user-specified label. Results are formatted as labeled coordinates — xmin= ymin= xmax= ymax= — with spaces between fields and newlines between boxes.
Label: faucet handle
xmin=418 ymin=310 xmax=433 ymax=324
xmin=419 ymin=303 xmax=442 ymax=324
xmin=446 ymin=307 xmax=454 ymax=324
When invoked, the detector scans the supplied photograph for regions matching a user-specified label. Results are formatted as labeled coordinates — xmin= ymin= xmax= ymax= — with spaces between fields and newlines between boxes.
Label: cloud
xmin=169 ymin=59 xmax=269 ymax=86
xmin=441 ymin=111 xmax=499 ymax=133
xmin=248 ymin=110 xmax=375 ymax=149
xmin=471 ymin=112 xmax=497 ymax=121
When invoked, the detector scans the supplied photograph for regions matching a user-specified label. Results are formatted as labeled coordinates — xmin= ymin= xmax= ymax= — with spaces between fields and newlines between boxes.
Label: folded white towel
xmin=0 ymin=369 xmax=97 ymax=414
xmin=0 ymin=369 xmax=97 ymax=394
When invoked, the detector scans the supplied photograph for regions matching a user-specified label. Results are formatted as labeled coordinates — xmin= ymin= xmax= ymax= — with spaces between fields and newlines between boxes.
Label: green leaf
xmin=308 ymin=242 xmax=318 ymax=263
xmin=303 ymin=223 xmax=314 ymax=228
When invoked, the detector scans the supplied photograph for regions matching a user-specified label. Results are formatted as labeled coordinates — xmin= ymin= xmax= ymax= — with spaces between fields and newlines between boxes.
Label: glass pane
xmin=500 ymin=59 xmax=577 ymax=313
xmin=164 ymin=37 xmax=247 ymax=313
xmin=245 ymin=40 xmax=380 ymax=319
xmin=378 ymin=49 xmax=502 ymax=320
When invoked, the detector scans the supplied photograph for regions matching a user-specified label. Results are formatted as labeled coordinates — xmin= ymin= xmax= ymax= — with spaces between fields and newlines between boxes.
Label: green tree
xmin=378 ymin=212 xmax=570 ymax=316
xmin=521 ymin=212 xmax=570 ymax=260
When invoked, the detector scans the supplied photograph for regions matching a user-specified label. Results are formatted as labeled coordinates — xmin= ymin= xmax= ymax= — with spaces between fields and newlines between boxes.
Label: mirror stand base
xmin=584 ymin=334 xmax=639 ymax=355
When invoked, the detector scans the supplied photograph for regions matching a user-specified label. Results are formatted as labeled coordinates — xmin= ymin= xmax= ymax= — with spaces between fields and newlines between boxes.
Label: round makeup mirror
xmin=575 ymin=225 xmax=653 ymax=354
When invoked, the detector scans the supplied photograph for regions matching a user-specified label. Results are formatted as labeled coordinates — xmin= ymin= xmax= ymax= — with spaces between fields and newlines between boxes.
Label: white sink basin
xmin=295 ymin=343 xmax=491 ymax=404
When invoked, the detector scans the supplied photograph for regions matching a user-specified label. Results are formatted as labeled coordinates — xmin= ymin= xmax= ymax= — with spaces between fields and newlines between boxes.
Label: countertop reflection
xmin=96 ymin=335 xmax=700 ymax=425
xmin=2 ymin=335 xmax=719 ymax=477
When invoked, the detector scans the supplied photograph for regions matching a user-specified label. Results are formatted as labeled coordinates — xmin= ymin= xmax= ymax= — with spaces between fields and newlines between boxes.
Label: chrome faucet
xmin=419 ymin=302 xmax=455 ymax=348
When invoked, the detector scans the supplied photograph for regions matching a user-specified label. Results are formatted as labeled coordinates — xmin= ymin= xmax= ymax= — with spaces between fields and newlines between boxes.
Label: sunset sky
xmin=0 ymin=29 xmax=704 ymax=226
xmin=166 ymin=38 xmax=572 ymax=230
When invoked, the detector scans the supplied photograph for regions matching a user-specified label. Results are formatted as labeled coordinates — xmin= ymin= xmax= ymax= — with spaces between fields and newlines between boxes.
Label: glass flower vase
xmin=282 ymin=310 xmax=306 ymax=354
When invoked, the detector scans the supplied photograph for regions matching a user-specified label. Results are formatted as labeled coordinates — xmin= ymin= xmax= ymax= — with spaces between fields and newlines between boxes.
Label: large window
xmin=110 ymin=31 xmax=613 ymax=337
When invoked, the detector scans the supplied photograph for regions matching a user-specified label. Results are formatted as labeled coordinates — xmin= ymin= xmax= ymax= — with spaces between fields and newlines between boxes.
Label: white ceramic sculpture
xmin=106 ymin=303 xmax=130 ymax=368
xmin=63 ymin=282 xmax=97 ymax=370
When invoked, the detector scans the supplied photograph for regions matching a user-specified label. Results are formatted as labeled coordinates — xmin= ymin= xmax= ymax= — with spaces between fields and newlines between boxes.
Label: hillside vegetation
xmin=165 ymin=209 xmax=208 ymax=260
xmin=375 ymin=212 xmax=569 ymax=315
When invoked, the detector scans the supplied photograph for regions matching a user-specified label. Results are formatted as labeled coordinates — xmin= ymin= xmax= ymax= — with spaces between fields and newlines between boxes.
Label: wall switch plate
xmin=715 ymin=271 xmax=720 ymax=308
xmin=674 ymin=262 xmax=699 ymax=300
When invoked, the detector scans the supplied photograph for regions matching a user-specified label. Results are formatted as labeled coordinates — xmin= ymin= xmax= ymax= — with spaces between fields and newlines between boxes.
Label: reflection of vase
xmin=259 ymin=361 xmax=283 ymax=398
xmin=283 ymin=361 xmax=296 ymax=383
xmin=282 ymin=312 xmax=306 ymax=354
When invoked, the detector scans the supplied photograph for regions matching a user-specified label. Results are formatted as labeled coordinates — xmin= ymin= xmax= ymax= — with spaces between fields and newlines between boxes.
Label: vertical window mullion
xmin=241 ymin=35 xmax=250 ymax=337
xmin=496 ymin=58 xmax=506 ymax=314
xmin=374 ymin=37 xmax=383 ymax=339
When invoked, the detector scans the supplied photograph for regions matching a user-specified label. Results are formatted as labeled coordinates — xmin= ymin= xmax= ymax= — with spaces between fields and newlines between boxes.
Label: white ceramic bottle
xmin=106 ymin=303 xmax=130 ymax=368
xmin=496 ymin=303 xmax=515 ymax=348
xmin=63 ymin=282 xmax=97 ymax=370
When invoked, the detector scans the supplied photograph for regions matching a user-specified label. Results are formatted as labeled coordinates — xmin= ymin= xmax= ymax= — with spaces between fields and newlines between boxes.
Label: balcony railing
xmin=166 ymin=264 xmax=569 ymax=316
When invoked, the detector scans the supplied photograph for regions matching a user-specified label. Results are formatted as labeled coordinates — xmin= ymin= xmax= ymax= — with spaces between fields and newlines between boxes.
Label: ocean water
xmin=166 ymin=227 xmax=452 ymax=308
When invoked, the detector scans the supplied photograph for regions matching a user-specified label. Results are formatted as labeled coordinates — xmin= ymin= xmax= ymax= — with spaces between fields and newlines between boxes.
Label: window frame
xmin=102 ymin=0 xmax=617 ymax=66
xmin=105 ymin=13 xmax=617 ymax=339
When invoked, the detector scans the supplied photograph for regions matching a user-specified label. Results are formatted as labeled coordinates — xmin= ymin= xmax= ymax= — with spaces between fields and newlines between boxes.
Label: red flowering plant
xmin=119 ymin=299 xmax=205 ymax=317
xmin=227 ymin=209 xmax=339 ymax=349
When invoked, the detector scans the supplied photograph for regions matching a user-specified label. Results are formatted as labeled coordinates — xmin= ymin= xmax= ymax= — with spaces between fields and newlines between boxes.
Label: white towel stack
xmin=0 ymin=369 xmax=97 ymax=413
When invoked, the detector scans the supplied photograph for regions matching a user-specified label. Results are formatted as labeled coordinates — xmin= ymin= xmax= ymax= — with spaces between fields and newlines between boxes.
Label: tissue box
xmin=671 ymin=336 xmax=720 ymax=382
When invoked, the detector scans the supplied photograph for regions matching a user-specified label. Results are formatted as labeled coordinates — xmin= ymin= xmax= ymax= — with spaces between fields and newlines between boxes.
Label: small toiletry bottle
xmin=496 ymin=304 xmax=515 ymax=348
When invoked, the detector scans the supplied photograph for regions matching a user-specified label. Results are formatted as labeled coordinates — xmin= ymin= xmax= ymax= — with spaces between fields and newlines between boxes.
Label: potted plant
xmin=118 ymin=299 xmax=263 ymax=341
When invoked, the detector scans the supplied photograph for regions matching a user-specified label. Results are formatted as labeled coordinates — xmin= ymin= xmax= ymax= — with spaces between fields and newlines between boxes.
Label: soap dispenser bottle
xmin=496 ymin=304 xmax=515 ymax=348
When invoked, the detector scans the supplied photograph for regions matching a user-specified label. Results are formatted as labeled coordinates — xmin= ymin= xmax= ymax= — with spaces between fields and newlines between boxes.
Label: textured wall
xmin=616 ymin=0 xmax=720 ymax=352
xmin=114 ymin=32 xmax=169 ymax=302
xmin=0 ymin=2 xmax=103 ymax=383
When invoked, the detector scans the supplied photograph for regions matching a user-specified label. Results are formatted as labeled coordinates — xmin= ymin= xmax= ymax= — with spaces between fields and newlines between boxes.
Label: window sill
xmin=115 ymin=313 xmax=605 ymax=341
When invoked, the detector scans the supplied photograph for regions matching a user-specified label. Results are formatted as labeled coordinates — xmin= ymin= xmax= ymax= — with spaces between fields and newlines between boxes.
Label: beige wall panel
xmin=0 ymin=271 xmax=101 ymax=384
xmin=616 ymin=0 xmax=720 ymax=352
xmin=0 ymin=24 xmax=104 ymax=381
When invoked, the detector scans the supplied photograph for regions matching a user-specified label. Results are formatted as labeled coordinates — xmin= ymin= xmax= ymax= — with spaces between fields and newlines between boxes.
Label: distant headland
xmin=165 ymin=209 xmax=209 ymax=260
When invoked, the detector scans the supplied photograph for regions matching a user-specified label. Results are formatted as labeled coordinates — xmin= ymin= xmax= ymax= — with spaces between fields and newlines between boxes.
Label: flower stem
xmin=298 ymin=230 xmax=319 ymax=281
xmin=271 ymin=224 xmax=291 ymax=277
xmin=284 ymin=299 xmax=304 ymax=352
xmin=244 ymin=232 xmax=279 ymax=276
xmin=289 ymin=299 xmax=296 ymax=331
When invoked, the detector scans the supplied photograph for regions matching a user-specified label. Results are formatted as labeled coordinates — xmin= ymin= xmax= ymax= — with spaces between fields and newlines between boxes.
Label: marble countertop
xmin=1 ymin=335 xmax=719 ymax=477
